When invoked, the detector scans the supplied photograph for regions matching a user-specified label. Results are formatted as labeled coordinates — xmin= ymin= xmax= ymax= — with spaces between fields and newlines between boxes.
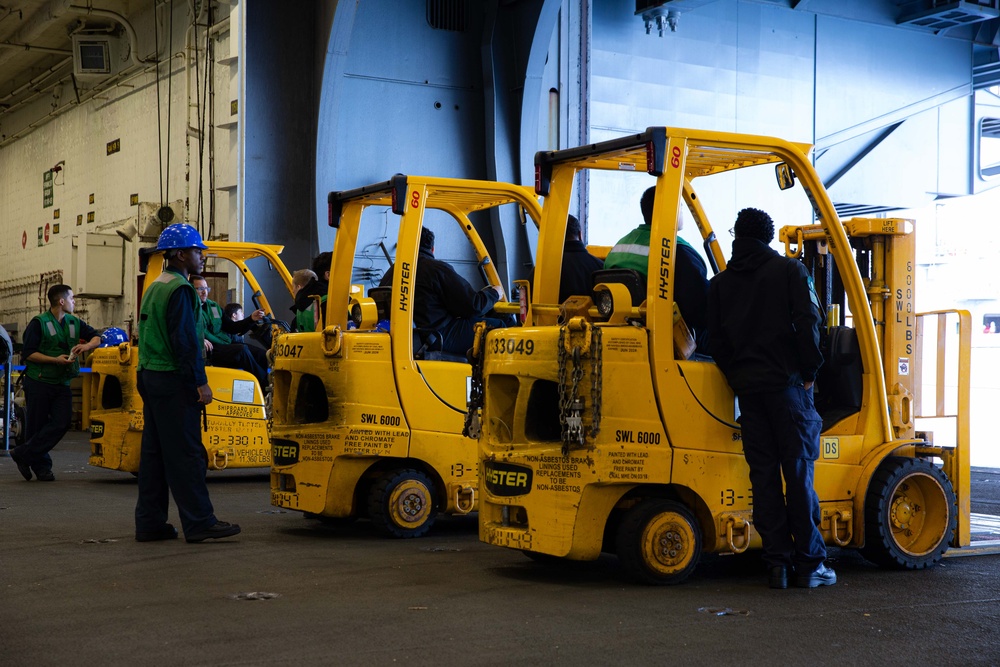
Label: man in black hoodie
xmin=558 ymin=214 xmax=604 ymax=303
xmin=380 ymin=227 xmax=505 ymax=355
xmin=707 ymin=207 xmax=834 ymax=590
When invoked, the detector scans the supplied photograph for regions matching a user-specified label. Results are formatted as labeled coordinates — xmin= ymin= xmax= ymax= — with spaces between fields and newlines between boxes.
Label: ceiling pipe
xmin=0 ymin=55 xmax=175 ymax=148
xmin=0 ymin=41 xmax=72 ymax=55
xmin=0 ymin=70 xmax=71 ymax=116
xmin=0 ymin=0 xmax=76 ymax=71
xmin=0 ymin=56 xmax=71 ymax=104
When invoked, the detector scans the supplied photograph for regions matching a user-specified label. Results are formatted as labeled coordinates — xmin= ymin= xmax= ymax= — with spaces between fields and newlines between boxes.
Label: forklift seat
xmin=591 ymin=268 xmax=646 ymax=306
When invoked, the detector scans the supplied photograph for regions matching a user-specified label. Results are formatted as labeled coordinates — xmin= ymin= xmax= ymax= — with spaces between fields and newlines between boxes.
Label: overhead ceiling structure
xmin=0 ymin=0 xmax=158 ymax=145
xmin=636 ymin=0 xmax=1000 ymax=80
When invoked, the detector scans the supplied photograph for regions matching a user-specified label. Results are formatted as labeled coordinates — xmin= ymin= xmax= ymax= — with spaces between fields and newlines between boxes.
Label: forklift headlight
xmin=594 ymin=288 xmax=613 ymax=318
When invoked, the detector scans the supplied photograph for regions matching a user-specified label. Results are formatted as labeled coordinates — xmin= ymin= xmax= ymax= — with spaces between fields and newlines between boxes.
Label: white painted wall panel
xmin=0 ymin=2 xmax=235 ymax=337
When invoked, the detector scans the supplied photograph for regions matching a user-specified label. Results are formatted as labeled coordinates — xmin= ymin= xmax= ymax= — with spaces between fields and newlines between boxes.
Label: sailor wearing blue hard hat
xmin=134 ymin=224 xmax=240 ymax=544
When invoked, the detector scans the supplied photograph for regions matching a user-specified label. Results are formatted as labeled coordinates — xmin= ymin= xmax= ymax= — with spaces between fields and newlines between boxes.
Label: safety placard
xmin=43 ymin=170 xmax=53 ymax=208
xmin=898 ymin=357 xmax=910 ymax=376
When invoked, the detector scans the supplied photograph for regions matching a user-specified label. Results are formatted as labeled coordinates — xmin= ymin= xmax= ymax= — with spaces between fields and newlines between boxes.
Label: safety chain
xmin=463 ymin=322 xmax=489 ymax=439
xmin=589 ymin=326 xmax=602 ymax=439
xmin=557 ymin=326 xmax=569 ymax=447
xmin=558 ymin=324 xmax=604 ymax=453
xmin=264 ymin=373 xmax=274 ymax=433
xmin=557 ymin=326 xmax=585 ymax=454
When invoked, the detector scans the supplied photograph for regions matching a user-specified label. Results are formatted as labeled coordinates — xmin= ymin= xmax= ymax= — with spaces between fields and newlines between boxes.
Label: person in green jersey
xmin=604 ymin=186 xmax=712 ymax=354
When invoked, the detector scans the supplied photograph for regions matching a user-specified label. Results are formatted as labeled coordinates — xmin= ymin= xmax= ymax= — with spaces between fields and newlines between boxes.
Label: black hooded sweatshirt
xmin=380 ymin=249 xmax=500 ymax=332
xmin=706 ymin=237 xmax=823 ymax=394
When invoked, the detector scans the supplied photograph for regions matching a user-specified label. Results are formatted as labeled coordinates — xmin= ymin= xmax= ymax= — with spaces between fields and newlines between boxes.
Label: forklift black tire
xmin=616 ymin=499 xmax=701 ymax=585
xmin=862 ymin=456 xmax=957 ymax=570
xmin=368 ymin=469 xmax=437 ymax=539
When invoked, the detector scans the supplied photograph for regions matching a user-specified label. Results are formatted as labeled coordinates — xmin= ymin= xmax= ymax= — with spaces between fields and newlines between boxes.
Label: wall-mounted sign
xmin=89 ymin=193 xmax=95 ymax=204
xmin=21 ymin=230 xmax=26 ymax=249
xmin=44 ymin=223 xmax=50 ymax=243
xmin=107 ymin=138 xmax=120 ymax=155
xmin=130 ymin=193 xmax=139 ymax=206
xmin=87 ymin=211 xmax=95 ymax=223
xmin=43 ymin=171 xmax=53 ymax=208
xmin=53 ymin=208 xmax=60 ymax=219
xmin=77 ymin=214 xmax=83 ymax=226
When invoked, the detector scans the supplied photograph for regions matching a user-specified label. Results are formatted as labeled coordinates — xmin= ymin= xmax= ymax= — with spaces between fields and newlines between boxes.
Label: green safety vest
xmin=199 ymin=299 xmax=232 ymax=346
xmin=604 ymin=224 xmax=695 ymax=278
xmin=295 ymin=294 xmax=326 ymax=332
xmin=25 ymin=311 xmax=82 ymax=385
xmin=138 ymin=271 xmax=202 ymax=372
xmin=604 ymin=224 xmax=652 ymax=277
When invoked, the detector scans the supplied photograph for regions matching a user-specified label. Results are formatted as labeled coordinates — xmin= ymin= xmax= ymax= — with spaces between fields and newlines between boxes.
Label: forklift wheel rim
xmin=641 ymin=509 xmax=698 ymax=575
xmin=388 ymin=478 xmax=432 ymax=527
xmin=889 ymin=471 xmax=950 ymax=557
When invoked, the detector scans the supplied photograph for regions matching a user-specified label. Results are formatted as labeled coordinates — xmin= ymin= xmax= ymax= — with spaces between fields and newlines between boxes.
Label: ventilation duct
xmin=898 ymin=1 xmax=1000 ymax=32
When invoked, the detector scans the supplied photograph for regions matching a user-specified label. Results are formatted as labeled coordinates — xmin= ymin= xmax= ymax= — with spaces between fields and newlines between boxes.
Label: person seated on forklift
xmin=289 ymin=252 xmax=331 ymax=332
xmin=558 ymin=214 xmax=605 ymax=303
xmin=289 ymin=268 xmax=322 ymax=332
xmin=604 ymin=186 xmax=711 ymax=355
xmin=222 ymin=302 xmax=272 ymax=350
xmin=189 ymin=275 xmax=268 ymax=388
xmin=379 ymin=227 xmax=506 ymax=356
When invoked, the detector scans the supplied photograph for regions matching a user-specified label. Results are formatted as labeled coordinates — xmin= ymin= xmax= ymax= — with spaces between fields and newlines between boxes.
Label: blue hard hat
xmin=100 ymin=327 xmax=129 ymax=347
xmin=156 ymin=224 xmax=208 ymax=251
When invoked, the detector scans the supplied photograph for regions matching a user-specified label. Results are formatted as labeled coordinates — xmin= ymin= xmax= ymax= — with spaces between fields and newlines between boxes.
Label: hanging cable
xmin=207 ymin=0 xmax=215 ymax=240
xmin=153 ymin=0 xmax=164 ymax=206
xmin=165 ymin=0 xmax=174 ymax=207
xmin=193 ymin=5 xmax=205 ymax=232
xmin=195 ymin=10 xmax=211 ymax=238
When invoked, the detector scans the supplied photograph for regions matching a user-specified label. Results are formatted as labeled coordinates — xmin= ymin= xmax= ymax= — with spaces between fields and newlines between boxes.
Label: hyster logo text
xmin=483 ymin=461 xmax=533 ymax=497
xmin=272 ymin=439 xmax=300 ymax=466
xmin=657 ymin=237 xmax=672 ymax=300
xmin=399 ymin=262 xmax=411 ymax=312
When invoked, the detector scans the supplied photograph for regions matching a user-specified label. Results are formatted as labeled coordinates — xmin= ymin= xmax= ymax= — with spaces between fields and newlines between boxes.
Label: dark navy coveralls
xmin=707 ymin=237 xmax=827 ymax=573
xmin=134 ymin=269 xmax=219 ymax=537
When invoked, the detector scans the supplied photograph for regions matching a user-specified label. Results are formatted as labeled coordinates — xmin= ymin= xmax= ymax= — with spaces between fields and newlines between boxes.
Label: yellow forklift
xmin=470 ymin=127 xmax=971 ymax=583
xmin=86 ymin=242 xmax=294 ymax=473
xmin=269 ymin=175 xmax=541 ymax=537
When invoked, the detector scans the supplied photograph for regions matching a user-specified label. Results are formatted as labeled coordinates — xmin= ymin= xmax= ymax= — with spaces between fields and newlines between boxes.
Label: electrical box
xmin=71 ymin=233 xmax=124 ymax=297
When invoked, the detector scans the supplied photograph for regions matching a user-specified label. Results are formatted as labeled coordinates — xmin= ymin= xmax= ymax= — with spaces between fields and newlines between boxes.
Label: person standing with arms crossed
xmin=10 ymin=285 xmax=101 ymax=481
xmin=707 ymin=207 xmax=833 ymax=589
xmin=134 ymin=224 xmax=240 ymax=543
